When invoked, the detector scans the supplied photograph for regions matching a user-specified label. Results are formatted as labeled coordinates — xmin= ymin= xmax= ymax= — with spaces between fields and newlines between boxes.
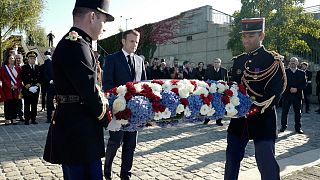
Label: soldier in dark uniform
xmin=225 ymin=18 xmax=286 ymax=180
xmin=43 ymin=0 xmax=114 ymax=179
xmin=300 ymin=61 xmax=312 ymax=113
xmin=280 ymin=57 xmax=306 ymax=134
xmin=20 ymin=51 xmax=42 ymax=125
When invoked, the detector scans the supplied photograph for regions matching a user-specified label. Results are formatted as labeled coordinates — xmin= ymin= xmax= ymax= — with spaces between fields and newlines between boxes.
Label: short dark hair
xmin=198 ymin=62 xmax=204 ymax=66
xmin=72 ymin=7 xmax=101 ymax=19
xmin=183 ymin=61 xmax=189 ymax=65
xmin=122 ymin=29 xmax=140 ymax=40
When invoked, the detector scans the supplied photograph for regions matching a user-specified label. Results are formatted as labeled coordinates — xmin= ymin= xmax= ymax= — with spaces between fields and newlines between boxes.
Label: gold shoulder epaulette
xmin=232 ymin=53 xmax=246 ymax=60
xmin=270 ymin=51 xmax=284 ymax=61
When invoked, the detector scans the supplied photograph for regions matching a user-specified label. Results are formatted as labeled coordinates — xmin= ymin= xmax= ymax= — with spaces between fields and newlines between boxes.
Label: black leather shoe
xmin=24 ymin=121 xmax=29 ymax=125
xmin=31 ymin=121 xmax=38 ymax=124
xmin=203 ymin=119 xmax=210 ymax=125
xmin=216 ymin=122 xmax=223 ymax=126
xmin=279 ymin=126 xmax=286 ymax=132
xmin=296 ymin=129 xmax=304 ymax=134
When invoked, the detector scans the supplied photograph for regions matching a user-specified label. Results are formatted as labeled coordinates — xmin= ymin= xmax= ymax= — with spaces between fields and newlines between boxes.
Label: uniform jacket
xmin=20 ymin=64 xmax=41 ymax=97
xmin=229 ymin=46 xmax=286 ymax=139
xmin=102 ymin=50 xmax=146 ymax=91
xmin=0 ymin=65 xmax=22 ymax=100
xmin=204 ymin=66 xmax=228 ymax=81
xmin=303 ymin=69 xmax=312 ymax=95
xmin=43 ymin=27 xmax=108 ymax=164
xmin=283 ymin=68 xmax=306 ymax=98
xmin=316 ymin=70 xmax=320 ymax=95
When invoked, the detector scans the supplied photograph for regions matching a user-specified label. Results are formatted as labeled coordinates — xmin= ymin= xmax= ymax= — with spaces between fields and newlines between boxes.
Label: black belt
xmin=56 ymin=95 xmax=82 ymax=104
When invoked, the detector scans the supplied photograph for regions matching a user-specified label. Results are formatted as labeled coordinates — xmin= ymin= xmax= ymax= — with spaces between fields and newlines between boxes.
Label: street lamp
xmin=120 ymin=16 xmax=132 ymax=30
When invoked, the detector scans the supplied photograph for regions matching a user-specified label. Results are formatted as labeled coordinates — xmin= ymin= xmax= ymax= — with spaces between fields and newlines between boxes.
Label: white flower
xmin=176 ymin=104 xmax=185 ymax=114
xmin=112 ymin=97 xmax=126 ymax=113
xmin=184 ymin=107 xmax=192 ymax=117
xmin=200 ymin=104 xmax=210 ymax=115
xmin=225 ymin=103 xmax=237 ymax=117
xmin=150 ymin=83 xmax=162 ymax=93
xmin=186 ymin=83 xmax=195 ymax=93
xmin=230 ymin=87 xmax=238 ymax=97
xmin=162 ymin=108 xmax=171 ymax=119
xmin=179 ymin=88 xmax=190 ymax=98
xmin=134 ymin=83 xmax=142 ymax=93
xmin=207 ymin=107 xmax=216 ymax=116
xmin=116 ymin=119 xmax=129 ymax=125
xmin=193 ymin=87 xmax=209 ymax=96
xmin=209 ymin=83 xmax=217 ymax=93
xmin=162 ymin=81 xmax=172 ymax=91
xmin=230 ymin=97 xmax=240 ymax=106
xmin=217 ymin=83 xmax=226 ymax=93
xmin=197 ymin=81 xmax=209 ymax=88
xmin=176 ymin=82 xmax=184 ymax=89
xmin=116 ymin=85 xmax=127 ymax=96
xmin=154 ymin=112 xmax=162 ymax=120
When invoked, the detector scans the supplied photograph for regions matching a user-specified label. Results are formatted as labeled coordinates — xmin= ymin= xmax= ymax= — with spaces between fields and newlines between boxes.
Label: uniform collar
xmin=69 ymin=27 xmax=92 ymax=44
xmin=248 ymin=45 xmax=264 ymax=56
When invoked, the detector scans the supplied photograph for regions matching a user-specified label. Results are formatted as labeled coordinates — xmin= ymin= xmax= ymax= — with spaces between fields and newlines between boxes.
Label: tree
xmin=0 ymin=0 xmax=45 ymax=63
xmin=227 ymin=0 xmax=320 ymax=62
xmin=26 ymin=25 xmax=48 ymax=47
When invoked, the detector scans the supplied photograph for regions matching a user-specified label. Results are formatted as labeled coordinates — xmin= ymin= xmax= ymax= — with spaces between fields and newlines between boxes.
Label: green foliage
xmin=228 ymin=0 xmax=320 ymax=62
xmin=26 ymin=25 xmax=48 ymax=47
xmin=0 ymin=0 xmax=45 ymax=63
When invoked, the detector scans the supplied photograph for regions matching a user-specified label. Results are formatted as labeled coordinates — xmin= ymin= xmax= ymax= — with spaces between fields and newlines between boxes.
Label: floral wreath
xmin=65 ymin=31 xmax=82 ymax=41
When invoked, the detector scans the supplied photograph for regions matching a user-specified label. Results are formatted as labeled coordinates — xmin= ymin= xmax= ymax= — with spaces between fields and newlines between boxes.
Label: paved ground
xmin=0 ymin=105 xmax=319 ymax=180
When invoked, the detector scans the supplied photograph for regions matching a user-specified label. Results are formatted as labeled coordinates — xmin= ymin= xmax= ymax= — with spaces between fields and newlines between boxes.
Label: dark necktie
xmin=127 ymin=55 xmax=135 ymax=80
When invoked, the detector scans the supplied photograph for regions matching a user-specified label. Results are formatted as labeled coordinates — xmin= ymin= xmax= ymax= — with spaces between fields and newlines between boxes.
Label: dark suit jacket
xmin=303 ymin=69 xmax=312 ymax=95
xmin=316 ymin=70 xmax=320 ymax=95
xmin=102 ymin=51 xmax=146 ymax=91
xmin=283 ymin=68 xmax=307 ymax=98
xmin=204 ymin=66 xmax=228 ymax=81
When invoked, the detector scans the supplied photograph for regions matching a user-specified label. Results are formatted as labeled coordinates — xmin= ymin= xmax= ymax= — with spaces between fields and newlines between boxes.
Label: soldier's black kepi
xmin=74 ymin=0 xmax=114 ymax=22
xmin=241 ymin=18 xmax=265 ymax=33
xmin=26 ymin=51 xmax=38 ymax=58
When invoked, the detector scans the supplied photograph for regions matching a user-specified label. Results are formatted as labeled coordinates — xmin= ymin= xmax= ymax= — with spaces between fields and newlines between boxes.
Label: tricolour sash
xmin=4 ymin=65 xmax=17 ymax=85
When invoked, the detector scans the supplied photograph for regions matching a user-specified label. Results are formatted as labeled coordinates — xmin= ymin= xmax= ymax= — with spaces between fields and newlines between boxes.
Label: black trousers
xmin=24 ymin=93 xmax=39 ymax=121
xmin=4 ymin=99 xmax=18 ymax=120
xmin=303 ymin=93 xmax=311 ymax=112
xmin=46 ymin=85 xmax=55 ymax=120
xmin=17 ymin=99 xmax=23 ymax=117
xmin=281 ymin=94 xmax=302 ymax=130
xmin=104 ymin=130 xmax=137 ymax=178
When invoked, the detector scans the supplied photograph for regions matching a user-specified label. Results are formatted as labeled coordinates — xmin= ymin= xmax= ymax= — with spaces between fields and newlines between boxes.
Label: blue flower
xmin=209 ymin=93 xmax=225 ymax=120
xmin=121 ymin=96 xmax=153 ymax=132
xmin=235 ymin=92 xmax=252 ymax=117
xmin=187 ymin=95 xmax=203 ymax=118
xmin=107 ymin=93 xmax=117 ymax=113
xmin=160 ymin=91 xmax=180 ymax=117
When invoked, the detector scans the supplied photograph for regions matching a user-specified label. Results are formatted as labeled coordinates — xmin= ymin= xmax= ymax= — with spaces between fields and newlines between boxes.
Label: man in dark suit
xmin=225 ymin=18 xmax=286 ymax=180
xmin=300 ymin=61 xmax=312 ymax=113
xmin=103 ymin=29 xmax=146 ymax=180
xmin=204 ymin=58 xmax=228 ymax=126
xmin=316 ymin=70 xmax=320 ymax=113
xmin=43 ymin=49 xmax=56 ymax=123
xmin=280 ymin=57 xmax=307 ymax=134
xmin=43 ymin=0 xmax=114 ymax=179
xmin=20 ymin=51 xmax=42 ymax=125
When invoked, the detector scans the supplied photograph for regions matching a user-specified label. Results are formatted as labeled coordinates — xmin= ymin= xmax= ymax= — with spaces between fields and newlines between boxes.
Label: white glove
xmin=0 ymin=81 xmax=2 ymax=87
xmin=49 ymin=80 xmax=54 ymax=84
xmin=29 ymin=86 xmax=37 ymax=93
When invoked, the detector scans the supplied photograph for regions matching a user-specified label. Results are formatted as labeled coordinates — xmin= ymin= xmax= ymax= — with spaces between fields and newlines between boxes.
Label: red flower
xmin=224 ymin=89 xmax=234 ymax=97
xmin=207 ymin=94 xmax=213 ymax=102
xmin=238 ymin=84 xmax=247 ymax=95
xmin=126 ymin=82 xmax=136 ymax=94
xmin=171 ymin=88 xmax=179 ymax=95
xmin=152 ymin=102 xmax=166 ymax=112
xmin=115 ymin=108 xmax=132 ymax=120
xmin=124 ymin=92 xmax=133 ymax=101
xmin=200 ymin=94 xmax=211 ymax=106
xmin=190 ymin=80 xmax=197 ymax=86
xmin=108 ymin=87 xmax=118 ymax=95
xmin=151 ymin=80 xmax=164 ymax=85
xmin=180 ymin=98 xmax=189 ymax=107
xmin=170 ymin=79 xmax=179 ymax=85
xmin=221 ymin=95 xmax=230 ymax=105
